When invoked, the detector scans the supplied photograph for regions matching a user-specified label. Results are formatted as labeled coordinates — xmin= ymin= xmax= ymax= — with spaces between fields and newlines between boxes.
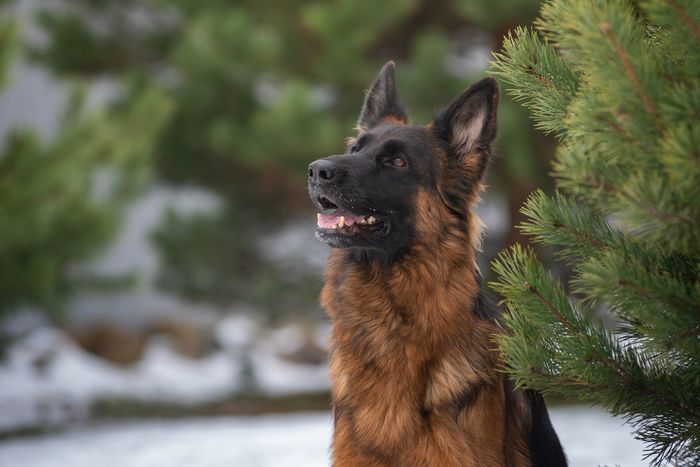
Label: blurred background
xmin=0 ymin=0 xmax=645 ymax=466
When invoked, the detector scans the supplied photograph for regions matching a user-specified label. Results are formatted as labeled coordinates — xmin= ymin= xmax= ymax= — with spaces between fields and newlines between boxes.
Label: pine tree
xmin=0 ymin=8 xmax=173 ymax=322
xmin=490 ymin=0 xmax=700 ymax=465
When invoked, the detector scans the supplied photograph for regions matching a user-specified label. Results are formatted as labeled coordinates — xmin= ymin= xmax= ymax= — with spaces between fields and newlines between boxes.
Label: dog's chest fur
xmin=320 ymin=216 xmax=532 ymax=467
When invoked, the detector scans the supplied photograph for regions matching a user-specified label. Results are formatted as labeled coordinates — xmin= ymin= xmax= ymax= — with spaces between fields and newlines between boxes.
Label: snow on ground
xmin=0 ymin=413 xmax=332 ymax=467
xmin=550 ymin=406 xmax=650 ymax=467
xmin=0 ymin=328 xmax=241 ymax=432
xmin=0 ymin=321 xmax=330 ymax=433
xmin=0 ymin=406 xmax=649 ymax=467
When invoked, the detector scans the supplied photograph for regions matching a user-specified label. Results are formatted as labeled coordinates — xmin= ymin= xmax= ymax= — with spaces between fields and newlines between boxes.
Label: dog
xmin=308 ymin=61 xmax=567 ymax=467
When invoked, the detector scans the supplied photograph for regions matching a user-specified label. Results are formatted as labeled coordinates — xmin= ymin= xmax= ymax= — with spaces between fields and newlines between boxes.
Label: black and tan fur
xmin=308 ymin=62 xmax=566 ymax=467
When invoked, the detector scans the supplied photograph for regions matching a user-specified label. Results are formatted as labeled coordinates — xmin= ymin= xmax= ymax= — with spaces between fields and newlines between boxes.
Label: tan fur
xmin=322 ymin=181 xmax=532 ymax=466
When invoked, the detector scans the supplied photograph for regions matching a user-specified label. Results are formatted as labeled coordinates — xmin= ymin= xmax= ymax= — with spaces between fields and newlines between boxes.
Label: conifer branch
xmin=536 ymin=359 xmax=700 ymax=426
xmin=587 ymin=174 xmax=621 ymax=194
xmin=524 ymin=281 xmax=580 ymax=335
xmin=641 ymin=387 xmax=700 ymax=427
xmin=587 ymin=352 xmax=633 ymax=385
xmin=520 ymin=65 xmax=568 ymax=97
xmin=526 ymin=365 xmax=603 ymax=387
xmin=601 ymin=23 xmax=665 ymax=133
xmin=648 ymin=207 xmax=693 ymax=224
xmin=663 ymin=73 xmax=695 ymax=89
xmin=668 ymin=0 xmax=700 ymax=43
xmin=614 ymin=277 xmax=698 ymax=311
xmin=551 ymin=222 xmax=612 ymax=252
xmin=665 ymin=324 xmax=700 ymax=350
xmin=596 ymin=116 xmax=633 ymax=139
xmin=532 ymin=364 xmax=700 ymax=426
xmin=614 ymin=277 xmax=654 ymax=300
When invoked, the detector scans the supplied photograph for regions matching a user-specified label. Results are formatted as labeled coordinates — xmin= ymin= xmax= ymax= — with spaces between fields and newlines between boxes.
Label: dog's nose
xmin=308 ymin=159 xmax=337 ymax=183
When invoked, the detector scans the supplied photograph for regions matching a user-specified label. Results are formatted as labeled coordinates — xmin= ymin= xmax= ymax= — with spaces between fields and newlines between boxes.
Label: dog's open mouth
xmin=316 ymin=196 xmax=384 ymax=236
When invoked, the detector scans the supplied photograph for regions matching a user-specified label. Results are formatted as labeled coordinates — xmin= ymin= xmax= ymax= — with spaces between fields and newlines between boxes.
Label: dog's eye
xmin=350 ymin=146 xmax=359 ymax=154
xmin=391 ymin=156 xmax=406 ymax=167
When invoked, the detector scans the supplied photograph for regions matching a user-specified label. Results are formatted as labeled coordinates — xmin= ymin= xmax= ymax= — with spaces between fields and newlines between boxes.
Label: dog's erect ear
xmin=433 ymin=77 xmax=499 ymax=216
xmin=432 ymin=77 xmax=499 ymax=167
xmin=357 ymin=61 xmax=411 ymax=132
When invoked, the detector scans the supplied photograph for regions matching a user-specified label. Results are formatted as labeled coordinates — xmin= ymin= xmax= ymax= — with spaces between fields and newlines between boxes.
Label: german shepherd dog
xmin=308 ymin=62 xmax=567 ymax=467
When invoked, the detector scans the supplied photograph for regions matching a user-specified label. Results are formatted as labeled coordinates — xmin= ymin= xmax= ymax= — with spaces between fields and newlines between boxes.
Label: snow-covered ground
xmin=0 ymin=406 xmax=649 ymax=467
xmin=0 ymin=322 xmax=330 ymax=433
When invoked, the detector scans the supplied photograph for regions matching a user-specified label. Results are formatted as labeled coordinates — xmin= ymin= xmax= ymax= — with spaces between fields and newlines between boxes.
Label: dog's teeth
xmin=367 ymin=216 xmax=376 ymax=224
xmin=338 ymin=216 xmax=345 ymax=228
xmin=360 ymin=218 xmax=367 ymax=224
xmin=332 ymin=224 xmax=337 ymax=229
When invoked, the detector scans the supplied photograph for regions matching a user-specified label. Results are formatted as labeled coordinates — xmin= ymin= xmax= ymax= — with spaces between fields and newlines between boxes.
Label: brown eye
xmin=392 ymin=156 xmax=406 ymax=167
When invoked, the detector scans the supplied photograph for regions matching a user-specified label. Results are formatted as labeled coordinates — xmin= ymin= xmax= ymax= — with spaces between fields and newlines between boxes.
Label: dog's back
xmin=308 ymin=62 xmax=567 ymax=467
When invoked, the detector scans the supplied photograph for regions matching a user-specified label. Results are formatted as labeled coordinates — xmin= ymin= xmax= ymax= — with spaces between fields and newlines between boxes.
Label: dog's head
xmin=308 ymin=61 xmax=499 ymax=261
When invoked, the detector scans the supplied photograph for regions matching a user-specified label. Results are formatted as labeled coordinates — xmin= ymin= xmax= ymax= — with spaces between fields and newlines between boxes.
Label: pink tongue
xmin=317 ymin=209 xmax=365 ymax=228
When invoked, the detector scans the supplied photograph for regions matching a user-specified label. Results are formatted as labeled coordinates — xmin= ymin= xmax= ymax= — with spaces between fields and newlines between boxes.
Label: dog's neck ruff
xmin=320 ymin=235 xmax=531 ymax=466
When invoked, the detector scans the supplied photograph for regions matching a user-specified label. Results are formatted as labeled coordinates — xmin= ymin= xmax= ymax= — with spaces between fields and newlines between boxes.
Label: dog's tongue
xmin=317 ymin=209 xmax=365 ymax=228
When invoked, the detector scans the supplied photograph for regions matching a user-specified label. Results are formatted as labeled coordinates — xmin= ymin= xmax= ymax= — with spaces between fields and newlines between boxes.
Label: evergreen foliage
xmin=0 ymin=1 xmax=17 ymax=91
xmin=0 ymin=11 xmax=173 ymax=321
xmin=491 ymin=0 xmax=700 ymax=464
xmin=29 ymin=0 xmax=555 ymax=319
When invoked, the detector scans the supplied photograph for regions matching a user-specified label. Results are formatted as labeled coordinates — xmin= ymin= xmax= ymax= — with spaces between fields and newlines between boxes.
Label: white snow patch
xmin=126 ymin=337 xmax=238 ymax=403
xmin=250 ymin=348 xmax=330 ymax=396
xmin=549 ymin=405 xmax=652 ymax=467
xmin=0 ymin=327 xmax=240 ymax=432
xmin=250 ymin=323 xmax=331 ymax=395
xmin=215 ymin=315 xmax=260 ymax=350
xmin=0 ymin=319 xmax=332 ymax=433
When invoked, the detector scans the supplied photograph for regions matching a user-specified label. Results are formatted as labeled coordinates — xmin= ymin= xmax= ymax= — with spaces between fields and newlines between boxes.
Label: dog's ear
xmin=357 ymin=61 xmax=411 ymax=132
xmin=432 ymin=77 xmax=499 ymax=175
xmin=432 ymin=77 xmax=499 ymax=216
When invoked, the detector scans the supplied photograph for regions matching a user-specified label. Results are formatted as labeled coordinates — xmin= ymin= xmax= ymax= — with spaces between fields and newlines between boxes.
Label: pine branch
xmin=520 ymin=65 xmax=568 ymax=97
xmin=551 ymin=222 xmax=611 ymax=252
xmin=600 ymin=22 xmax=665 ymax=133
xmin=587 ymin=173 xmax=622 ymax=195
xmin=524 ymin=280 xmax=579 ymax=335
xmin=586 ymin=352 xmax=633 ymax=386
xmin=668 ymin=0 xmax=700 ymax=42
xmin=648 ymin=207 xmax=694 ymax=225
xmin=490 ymin=27 xmax=581 ymax=135
xmin=665 ymin=324 xmax=700 ymax=350
xmin=521 ymin=191 xmax=700 ymax=285
xmin=595 ymin=115 xmax=635 ymax=140
xmin=526 ymin=365 xmax=611 ymax=388
xmin=639 ymin=387 xmax=700 ymax=428
xmin=614 ymin=278 xmax=698 ymax=311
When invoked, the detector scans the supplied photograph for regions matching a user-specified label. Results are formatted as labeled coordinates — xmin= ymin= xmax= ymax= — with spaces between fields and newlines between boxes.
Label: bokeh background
xmin=0 ymin=0 xmax=646 ymax=465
